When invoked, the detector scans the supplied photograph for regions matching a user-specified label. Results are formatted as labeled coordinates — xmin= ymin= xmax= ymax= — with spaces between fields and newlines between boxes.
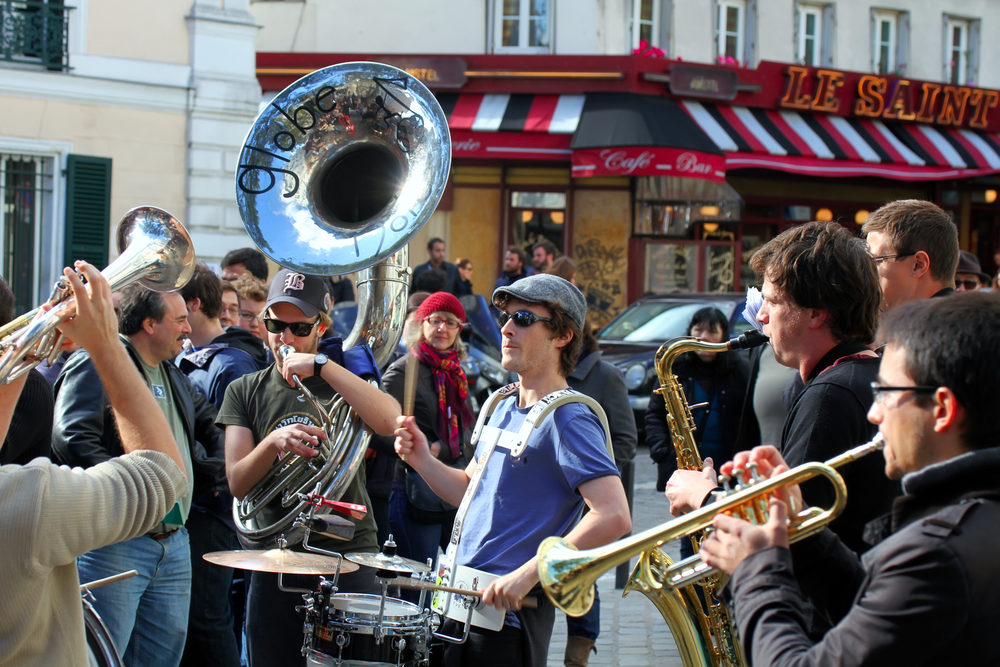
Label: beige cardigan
xmin=0 ymin=451 xmax=184 ymax=666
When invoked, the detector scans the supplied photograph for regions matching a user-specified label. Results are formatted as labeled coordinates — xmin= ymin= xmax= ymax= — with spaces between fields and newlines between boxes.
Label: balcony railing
xmin=1 ymin=0 xmax=70 ymax=71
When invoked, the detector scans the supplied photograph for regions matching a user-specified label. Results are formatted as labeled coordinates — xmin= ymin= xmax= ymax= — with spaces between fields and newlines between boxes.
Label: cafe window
xmin=493 ymin=0 xmax=552 ymax=54
xmin=509 ymin=190 xmax=566 ymax=254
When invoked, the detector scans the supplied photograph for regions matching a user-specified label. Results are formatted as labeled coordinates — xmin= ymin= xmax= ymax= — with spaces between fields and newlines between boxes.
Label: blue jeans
xmin=78 ymin=529 xmax=191 ymax=667
xmin=564 ymin=586 xmax=600 ymax=640
xmin=388 ymin=481 xmax=451 ymax=567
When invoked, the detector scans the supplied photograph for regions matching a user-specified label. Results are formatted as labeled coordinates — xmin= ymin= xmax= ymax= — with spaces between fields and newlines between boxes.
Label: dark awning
xmin=436 ymin=92 xmax=727 ymax=181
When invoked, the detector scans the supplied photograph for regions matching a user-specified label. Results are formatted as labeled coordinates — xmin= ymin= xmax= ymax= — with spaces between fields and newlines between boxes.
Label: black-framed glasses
xmin=870 ymin=252 xmax=915 ymax=264
xmin=263 ymin=317 xmax=319 ymax=336
xmin=498 ymin=310 xmax=552 ymax=328
xmin=870 ymin=382 xmax=937 ymax=405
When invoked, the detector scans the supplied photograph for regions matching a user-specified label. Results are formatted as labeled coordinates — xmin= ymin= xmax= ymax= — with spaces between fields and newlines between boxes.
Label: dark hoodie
xmin=178 ymin=326 xmax=268 ymax=407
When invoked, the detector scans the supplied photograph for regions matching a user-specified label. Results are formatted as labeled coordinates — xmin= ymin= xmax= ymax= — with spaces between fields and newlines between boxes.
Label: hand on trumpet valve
xmin=699 ymin=496 xmax=790 ymax=575
xmin=665 ymin=458 xmax=719 ymax=516
xmin=49 ymin=262 xmax=118 ymax=354
xmin=720 ymin=446 xmax=803 ymax=513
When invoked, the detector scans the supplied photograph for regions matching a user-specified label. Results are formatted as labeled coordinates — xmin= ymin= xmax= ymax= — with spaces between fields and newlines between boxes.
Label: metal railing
xmin=0 ymin=0 xmax=70 ymax=71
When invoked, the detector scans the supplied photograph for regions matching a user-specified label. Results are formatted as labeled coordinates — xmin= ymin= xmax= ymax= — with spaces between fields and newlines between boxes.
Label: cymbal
xmin=344 ymin=551 xmax=431 ymax=574
xmin=203 ymin=549 xmax=360 ymax=575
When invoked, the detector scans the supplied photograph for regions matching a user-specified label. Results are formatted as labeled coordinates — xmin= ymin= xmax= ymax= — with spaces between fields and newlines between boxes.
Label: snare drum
xmin=305 ymin=593 xmax=429 ymax=667
xmin=83 ymin=595 xmax=122 ymax=667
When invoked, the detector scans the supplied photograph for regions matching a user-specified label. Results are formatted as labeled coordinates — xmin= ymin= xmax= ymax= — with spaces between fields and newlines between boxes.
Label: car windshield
xmin=599 ymin=300 xmax=743 ymax=342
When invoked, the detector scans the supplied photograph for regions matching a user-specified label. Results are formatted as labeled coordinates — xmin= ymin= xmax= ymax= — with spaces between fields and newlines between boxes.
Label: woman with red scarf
xmin=381 ymin=292 xmax=475 ymax=567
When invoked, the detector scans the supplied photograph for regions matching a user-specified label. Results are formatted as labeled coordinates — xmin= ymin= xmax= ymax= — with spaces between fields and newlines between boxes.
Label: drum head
xmin=329 ymin=593 xmax=423 ymax=626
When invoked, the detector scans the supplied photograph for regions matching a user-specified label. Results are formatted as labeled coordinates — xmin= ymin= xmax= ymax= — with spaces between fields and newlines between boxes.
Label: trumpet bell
xmin=115 ymin=206 xmax=195 ymax=291
xmin=235 ymin=61 xmax=452 ymax=275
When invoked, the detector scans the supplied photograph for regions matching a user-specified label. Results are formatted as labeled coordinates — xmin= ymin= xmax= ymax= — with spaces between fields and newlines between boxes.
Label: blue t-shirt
xmin=456 ymin=395 xmax=619 ymax=576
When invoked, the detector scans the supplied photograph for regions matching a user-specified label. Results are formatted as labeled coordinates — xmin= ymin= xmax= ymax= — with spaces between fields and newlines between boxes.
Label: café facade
xmin=255 ymin=53 xmax=1000 ymax=326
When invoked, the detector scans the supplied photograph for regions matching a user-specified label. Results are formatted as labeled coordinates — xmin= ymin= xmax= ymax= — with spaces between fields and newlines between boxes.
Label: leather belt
xmin=147 ymin=528 xmax=179 ymax=541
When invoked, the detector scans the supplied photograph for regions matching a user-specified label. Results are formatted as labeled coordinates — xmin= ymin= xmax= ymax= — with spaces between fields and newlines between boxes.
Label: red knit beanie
xmin=416 ymin=291 xmax=466 ymax=323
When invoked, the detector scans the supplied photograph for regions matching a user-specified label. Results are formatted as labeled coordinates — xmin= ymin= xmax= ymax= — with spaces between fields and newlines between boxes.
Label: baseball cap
xmin=266 ymin=268 xmax=331 ymax=318
xmin=492 ymin=273 xmax=587 ymax=329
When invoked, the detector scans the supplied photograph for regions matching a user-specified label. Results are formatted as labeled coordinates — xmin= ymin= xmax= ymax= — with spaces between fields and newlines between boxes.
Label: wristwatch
xmin=313 ymin=353 xmax=329 ymax=378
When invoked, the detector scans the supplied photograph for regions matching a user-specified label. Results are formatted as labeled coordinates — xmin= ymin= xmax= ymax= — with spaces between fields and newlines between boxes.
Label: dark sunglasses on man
xmin=498 ymin=310 xmax=552 ymax=328
xmin=263 ymin=317 xmax=319 ymax=336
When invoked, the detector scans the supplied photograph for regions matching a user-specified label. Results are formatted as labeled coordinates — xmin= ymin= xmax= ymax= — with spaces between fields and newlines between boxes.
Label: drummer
xmin=0 ymin=262 xmax=187 ymax=665
xmin=217 ymin=269 xmax=400 ymax=666
xmin=395 ymin=275 xmax=631 ymax=666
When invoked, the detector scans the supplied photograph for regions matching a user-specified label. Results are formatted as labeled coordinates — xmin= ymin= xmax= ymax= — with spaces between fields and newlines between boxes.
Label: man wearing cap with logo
xmin=395 ymin=274 xmax=632 ymax=667
xmin=217 ymin=268 xmax=401 ymax=666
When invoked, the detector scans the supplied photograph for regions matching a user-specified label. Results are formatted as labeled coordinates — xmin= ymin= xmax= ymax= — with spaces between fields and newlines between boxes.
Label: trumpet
xmin=537 ymin=435 xmax=884 ymax=617
xmin=0 ymin=206 xmax=195 ymax=384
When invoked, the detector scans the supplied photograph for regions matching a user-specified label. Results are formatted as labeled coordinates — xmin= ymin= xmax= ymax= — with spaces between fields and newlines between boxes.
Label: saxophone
xmin=623 ymin=330 xmax=766 ymax=667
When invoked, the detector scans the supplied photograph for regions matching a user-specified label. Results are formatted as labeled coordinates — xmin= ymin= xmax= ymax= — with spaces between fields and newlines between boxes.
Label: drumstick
xmin=80 ymin=569 xmax=138 ymax=592
xmin=400 ymin=353 xmax=419 ymax=462
xmin=390 ymin=577 xmax=538 ymax=609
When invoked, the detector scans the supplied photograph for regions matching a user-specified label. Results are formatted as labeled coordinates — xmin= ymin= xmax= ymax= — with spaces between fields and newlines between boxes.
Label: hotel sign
xmin=779 ymin=65 xmax=999 ymax=130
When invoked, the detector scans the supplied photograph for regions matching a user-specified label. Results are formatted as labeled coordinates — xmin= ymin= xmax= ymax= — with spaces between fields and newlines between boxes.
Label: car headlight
xmin=624 ymin=363 xmax=647 ymax=390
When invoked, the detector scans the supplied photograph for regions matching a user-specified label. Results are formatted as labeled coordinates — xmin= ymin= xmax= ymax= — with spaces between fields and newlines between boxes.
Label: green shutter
xmin=64 ymin=154 xmax=112 ymax=268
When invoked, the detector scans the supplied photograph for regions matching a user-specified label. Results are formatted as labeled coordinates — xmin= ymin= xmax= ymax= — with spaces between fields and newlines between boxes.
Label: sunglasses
xmin=263 ymin=317 xmax=319 ymax=336
xmin=497 ymin=310 xmax=552 ymax=328
xmin=955 ymin=279 xmax=981 ymax=290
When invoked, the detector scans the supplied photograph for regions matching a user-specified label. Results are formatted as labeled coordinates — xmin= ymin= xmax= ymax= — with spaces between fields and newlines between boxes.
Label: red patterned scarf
xmin=414 ymin=339 xmax=474 ymax=458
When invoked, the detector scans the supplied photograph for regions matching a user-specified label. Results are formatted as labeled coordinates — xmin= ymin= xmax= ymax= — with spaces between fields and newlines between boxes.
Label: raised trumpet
xmin=0 ymin=206 xmax=195 ymax=384
xmin=537 ymin=435 xmax=884 ymax=617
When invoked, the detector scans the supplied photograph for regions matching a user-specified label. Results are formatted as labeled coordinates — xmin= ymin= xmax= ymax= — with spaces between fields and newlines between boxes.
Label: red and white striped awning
xmin=682 ymin=100 xmax=1000 ymax=181
xmin=438 ymin=93 xmax=582 ymax=161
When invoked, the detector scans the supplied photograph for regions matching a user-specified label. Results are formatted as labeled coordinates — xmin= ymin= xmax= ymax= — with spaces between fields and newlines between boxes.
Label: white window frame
xmin=631 ymin=0 xmax=662 ymax=50
xmin=0 ymin=138 xmax=70 ymax=306
xmin=945 ymin=17 xmax=970 ymax=85
xmin=717 ymin=0 xmax=746 ymax=62
xmin=873 ymin=10 xmax=897 ymax=74
xmin=493 ymin=0 xmax=552 ymax=54
xmin=796 ymin=4 xmax=822 ymax=66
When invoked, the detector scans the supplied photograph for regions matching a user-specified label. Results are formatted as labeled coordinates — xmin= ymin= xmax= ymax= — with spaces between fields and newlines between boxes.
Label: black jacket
xmin=51 ymin=337 xmax=227 ymax=494
xmin=726 ymin=446 xmax=1000 ymax=666
xmin=645 ymin=350 xmax=749 ymax=491
xmin=568 ymin=349 xmax=637 ymax=471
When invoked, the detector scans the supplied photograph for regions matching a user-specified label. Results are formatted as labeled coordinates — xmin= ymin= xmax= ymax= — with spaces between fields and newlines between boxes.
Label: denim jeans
xmin=181 ymin=508 xmax=241 ymax=667
xmin=564 ymin=585 xmax=600 ymax=640
xmin=78 ymin=528 xmax=191 ymax=667
xmin=388 ymin=482 xmax=450 ymax=566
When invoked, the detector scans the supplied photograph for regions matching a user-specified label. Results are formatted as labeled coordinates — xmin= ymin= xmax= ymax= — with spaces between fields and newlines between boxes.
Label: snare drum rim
xmin=328 ymin=593 xmax=424 ymax=627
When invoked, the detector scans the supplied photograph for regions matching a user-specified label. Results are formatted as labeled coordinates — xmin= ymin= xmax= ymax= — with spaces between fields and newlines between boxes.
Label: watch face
xmin=315 ymin=353 xmax=328 ymax=365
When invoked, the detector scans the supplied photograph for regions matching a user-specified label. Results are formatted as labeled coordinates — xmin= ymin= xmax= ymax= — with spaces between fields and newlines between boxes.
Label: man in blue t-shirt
xmin=396 ymin=274 xmax=631 ymax=667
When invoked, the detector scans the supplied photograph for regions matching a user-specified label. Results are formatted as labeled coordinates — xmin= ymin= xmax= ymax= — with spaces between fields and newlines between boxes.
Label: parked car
xmin=596 ymin=293 xmax=753 ymax=441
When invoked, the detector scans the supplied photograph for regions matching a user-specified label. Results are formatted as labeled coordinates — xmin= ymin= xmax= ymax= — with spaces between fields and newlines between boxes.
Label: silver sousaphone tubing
xmin=233 ymin=62 xmax=451 ymax=547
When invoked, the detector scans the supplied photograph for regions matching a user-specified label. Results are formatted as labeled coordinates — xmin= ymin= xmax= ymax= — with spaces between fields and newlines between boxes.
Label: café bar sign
xmin=779 ymin=65 xmax=999 ymax=130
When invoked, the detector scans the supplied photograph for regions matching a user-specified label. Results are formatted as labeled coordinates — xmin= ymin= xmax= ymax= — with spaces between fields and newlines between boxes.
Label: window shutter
xmin=969 ymin=19 xmax=980 ymax=85
xmin=821 ymin=4 xmax=836 ymax=67
xmin=897 ymin=12 xmax=910 ymax=75
xmin=64 ymin=154 xmax=112 ymax=269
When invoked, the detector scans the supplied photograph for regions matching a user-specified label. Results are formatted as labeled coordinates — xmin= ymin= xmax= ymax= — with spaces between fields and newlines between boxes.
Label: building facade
xmin=250 ymin=0 xmax=1000 ymax=325
xmin=0 ymin=0 xmax=258 ymax=313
